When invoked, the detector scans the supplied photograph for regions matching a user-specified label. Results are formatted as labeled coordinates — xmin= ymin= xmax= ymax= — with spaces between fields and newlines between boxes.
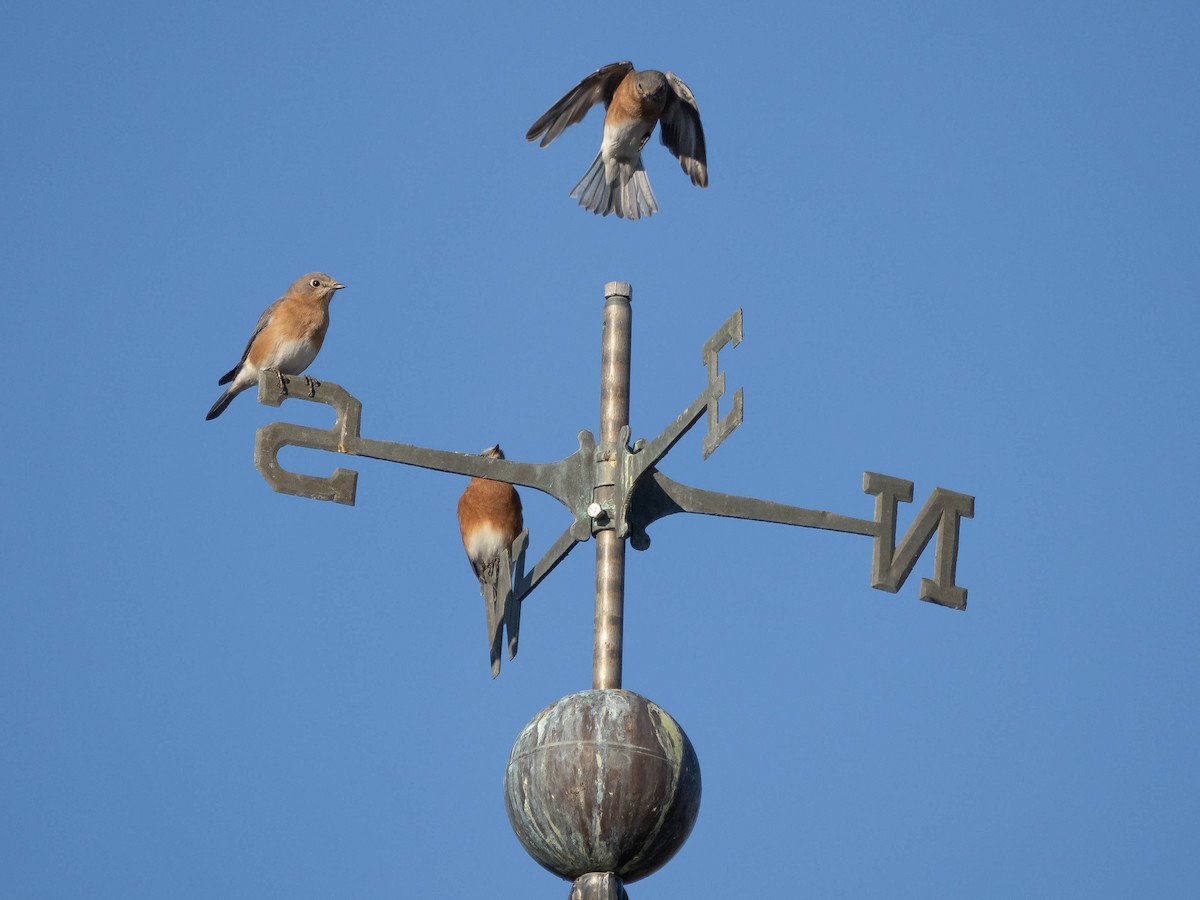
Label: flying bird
xmin=457 ymin=445 xmax=526 ymax=676
xmin=206 ymin=272 xmax=346 ymax=420
xmin=526 ymin=60 xmax=707 ymax=220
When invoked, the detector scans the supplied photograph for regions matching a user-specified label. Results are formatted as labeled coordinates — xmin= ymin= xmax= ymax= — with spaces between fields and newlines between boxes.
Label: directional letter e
xmin=863 ymin=472 xmax=975 ymax=610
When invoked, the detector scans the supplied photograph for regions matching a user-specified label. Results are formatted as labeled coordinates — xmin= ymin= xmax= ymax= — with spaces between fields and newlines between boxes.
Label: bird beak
xmin=333 ymin=282 xmax=347 ymax=290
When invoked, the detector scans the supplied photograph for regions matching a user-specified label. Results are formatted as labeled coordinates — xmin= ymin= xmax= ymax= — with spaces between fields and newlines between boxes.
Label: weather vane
xmin=251 ymin=281 xmax=974 ymax=899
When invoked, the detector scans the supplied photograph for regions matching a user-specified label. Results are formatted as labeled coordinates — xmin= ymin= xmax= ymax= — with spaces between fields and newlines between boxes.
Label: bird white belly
xmin=465 ymin=523 xmax=509 ymax=564
xmin=601 ymin=118 xmax=648 ymax=165
xmin=269 ymin=337 xmax=318 ymax=374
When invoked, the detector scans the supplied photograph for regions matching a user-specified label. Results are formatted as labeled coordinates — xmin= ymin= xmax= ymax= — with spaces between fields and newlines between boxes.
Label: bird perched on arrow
xmin=206 ymin=272 xmax=346 ymax=420
xmin=526 ymin=60 xmax=707 ymax=220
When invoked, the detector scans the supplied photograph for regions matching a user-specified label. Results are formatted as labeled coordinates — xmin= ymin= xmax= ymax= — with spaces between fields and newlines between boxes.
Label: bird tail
xmin=570 ymin=152 xmax=658 ymax=220
xmin=570 ymin=152 xmax=611 ymax=215
xmin=478 ymin=534 xmax=526 ymax=678
xmin=206 ymin=389 xmax=235 ymax=420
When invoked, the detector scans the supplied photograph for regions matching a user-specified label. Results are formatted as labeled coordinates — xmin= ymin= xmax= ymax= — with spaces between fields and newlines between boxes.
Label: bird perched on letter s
xmin=457 ymin=445 xmax=526 ymax=677
xmin=206 ymin=272 xmax=346 ymax=420
xmin=526 ymin=60 xmax=707 ymax=220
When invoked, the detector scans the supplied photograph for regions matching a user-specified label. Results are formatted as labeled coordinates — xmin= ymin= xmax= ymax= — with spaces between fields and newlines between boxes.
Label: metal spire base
xmin=570 ymin=872 xmax=629 ymax=900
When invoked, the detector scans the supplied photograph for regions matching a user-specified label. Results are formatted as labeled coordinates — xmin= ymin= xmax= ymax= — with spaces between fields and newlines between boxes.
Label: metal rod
xmin=593 ymin=282 xmax=632 ymax=690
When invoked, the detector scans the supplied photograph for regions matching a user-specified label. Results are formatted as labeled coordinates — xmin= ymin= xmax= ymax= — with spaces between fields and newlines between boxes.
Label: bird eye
xmin=311 ymin=279 xmax=321 ymax=287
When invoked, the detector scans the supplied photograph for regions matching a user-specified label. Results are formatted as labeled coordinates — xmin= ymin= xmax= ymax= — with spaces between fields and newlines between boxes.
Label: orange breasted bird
xmin=206 ymin=272 xmax=345 ymax=420
xmin=526 ymin=60 xmax=707 ymax=220
xmin=457 ymin=445 xmax=525 ymax=676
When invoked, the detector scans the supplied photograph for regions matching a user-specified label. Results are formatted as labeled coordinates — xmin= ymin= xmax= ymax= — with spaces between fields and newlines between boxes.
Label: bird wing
xmin=526 ymin=61 xmax=634 ymax=147
xmin=218 ymin=299 xmax=279 ymax=385
xmin=659 ymin=72 xmax=708 ymax=187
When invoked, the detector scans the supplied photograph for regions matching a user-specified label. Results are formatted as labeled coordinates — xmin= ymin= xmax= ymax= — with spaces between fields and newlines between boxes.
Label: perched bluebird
xmin=526 ymin=60 xmax=707 ymax=220
xmin=457 ymin=445 xmax=526 ymax=676
xmin=206 ymin=273 xmax=346 ymax=421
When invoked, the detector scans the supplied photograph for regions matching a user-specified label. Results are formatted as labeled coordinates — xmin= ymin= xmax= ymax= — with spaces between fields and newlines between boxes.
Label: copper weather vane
xmin=246 ymin=281 xmax=974 ymax=900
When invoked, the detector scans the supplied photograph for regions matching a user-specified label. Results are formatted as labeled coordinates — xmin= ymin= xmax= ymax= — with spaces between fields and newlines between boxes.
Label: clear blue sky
xmin=3 ymin=1 xmax=1197 ymax=897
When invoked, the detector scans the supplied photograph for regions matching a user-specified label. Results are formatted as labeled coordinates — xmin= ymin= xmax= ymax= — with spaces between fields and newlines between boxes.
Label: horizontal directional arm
xmin=633 ymin=470 xmax=877 ymax=538
xmin=625 ymin=468 xmax=973 ymax=608
xmin=254 ymin=373 xmax=595 ymax=542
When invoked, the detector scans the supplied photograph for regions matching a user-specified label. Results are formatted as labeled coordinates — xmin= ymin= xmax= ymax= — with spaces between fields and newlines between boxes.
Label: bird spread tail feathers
xmin=571 ymin=152 xmax=658 ymax=220
xmin=570 ymin=152 xmax=611 ymax=216
xmin=617 ymin=161 xmax=658 ymax=219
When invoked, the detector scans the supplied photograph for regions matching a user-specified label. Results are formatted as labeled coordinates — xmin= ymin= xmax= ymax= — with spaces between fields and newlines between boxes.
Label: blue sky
xmin=3 ymin=1 xmax=1197 ymax=896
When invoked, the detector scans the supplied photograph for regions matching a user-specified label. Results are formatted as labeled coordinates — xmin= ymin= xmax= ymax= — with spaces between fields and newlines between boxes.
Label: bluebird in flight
xmin=206 ymin=273 xmax=346 ymax=420
xmin=457 ymin=445 xmax=525 ymax=676
xmin=526 ymin=60 xmax=707 ymax=220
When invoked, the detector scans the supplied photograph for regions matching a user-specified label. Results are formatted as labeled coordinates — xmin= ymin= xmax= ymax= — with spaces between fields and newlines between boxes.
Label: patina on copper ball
xmin=504 ymin=689 xmax=701 ymax=884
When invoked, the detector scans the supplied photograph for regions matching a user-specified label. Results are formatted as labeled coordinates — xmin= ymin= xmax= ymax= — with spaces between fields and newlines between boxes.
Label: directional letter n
xmin=863 ymin=472 xmax=975 ymax=610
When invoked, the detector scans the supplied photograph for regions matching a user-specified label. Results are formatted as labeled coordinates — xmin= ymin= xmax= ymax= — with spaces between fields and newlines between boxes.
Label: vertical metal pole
xmin=593 ymin=282 xmax=632 ymax=691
